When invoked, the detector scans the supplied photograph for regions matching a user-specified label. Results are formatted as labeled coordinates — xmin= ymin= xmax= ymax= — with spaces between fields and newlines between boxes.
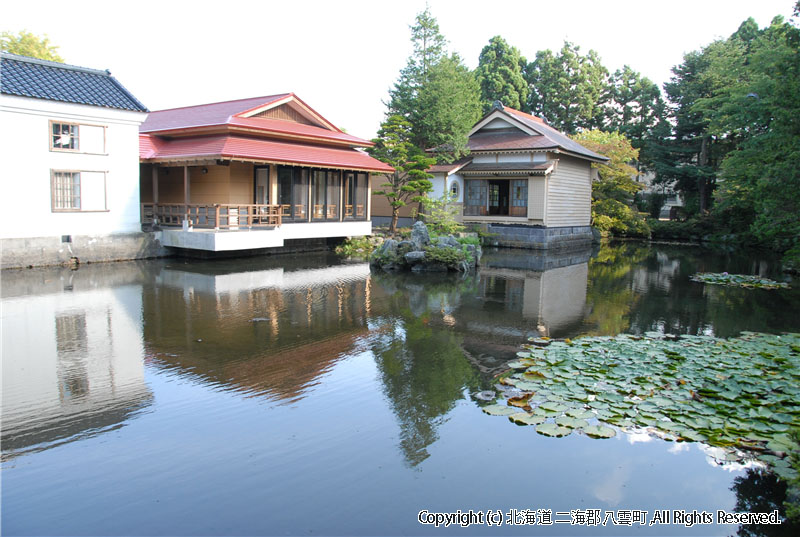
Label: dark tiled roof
xmin=467 ymin=131 xmax=557 ymax=152
xmin=460 ymin=160 xmax=555 ymax=174
xmin=429 ymin=157 xmax=471 ymax=174
xmin=502 ymin=108 xmax=607 ymax=161
xmin=0 ymin=53 xmax=148 ymax=112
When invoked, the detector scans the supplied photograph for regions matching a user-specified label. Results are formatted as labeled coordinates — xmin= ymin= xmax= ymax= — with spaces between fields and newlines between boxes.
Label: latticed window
xmin=52 ymin=122 xmax=79 ymax=150
xmin=52 ymin=171 xmax=81 ymax=210
xmin=465 ymin=179 xmax=487 ymax=216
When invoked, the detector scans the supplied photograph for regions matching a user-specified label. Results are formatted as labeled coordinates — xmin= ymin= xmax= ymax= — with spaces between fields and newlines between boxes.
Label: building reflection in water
xmin=367 ymin=247 xmax=591 ymax=465
xmin=142 ymin=259 xmax=373 ymax=404
xmin=1 ymin=264 xmax=153 ymax=461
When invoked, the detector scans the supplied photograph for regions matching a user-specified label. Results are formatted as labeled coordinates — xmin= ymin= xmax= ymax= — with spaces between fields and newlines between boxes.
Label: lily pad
xmin=509 ymin=413 xmax=546 ymax=426
xmin=481 ymin=404 xmax=518 ymax=416
xmin=536 ymin=423 xmax=572 ymax=437
xmin=690 ymin=272 xmax=789 ymax=290
xmin=583 ymin=425 xmax=617 ymax=439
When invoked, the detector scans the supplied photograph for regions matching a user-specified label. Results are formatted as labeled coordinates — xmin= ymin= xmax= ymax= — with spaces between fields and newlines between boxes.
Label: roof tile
xmin=1 ymin=53 xmax=147 ymax=112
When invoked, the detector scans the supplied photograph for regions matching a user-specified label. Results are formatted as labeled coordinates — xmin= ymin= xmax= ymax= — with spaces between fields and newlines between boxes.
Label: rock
xmin=397 ymin=240 xmax=416 ymax=251
xmin=410 ymin=221 xmax=430 ymax=250
xmin=465 ymin=244 xmax=482 ymax=266
xmin=434 ymin=235 xmax=460 ymax=248
xmin=404 ymin=251 xmax=426 ymax=264
xmin=376 ymin=238 xmax=397 ymax=256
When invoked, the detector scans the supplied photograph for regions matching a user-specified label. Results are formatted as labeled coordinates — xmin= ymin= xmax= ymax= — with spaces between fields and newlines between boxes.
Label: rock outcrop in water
xmin=370 ymin=221 xmax=481 ymax=273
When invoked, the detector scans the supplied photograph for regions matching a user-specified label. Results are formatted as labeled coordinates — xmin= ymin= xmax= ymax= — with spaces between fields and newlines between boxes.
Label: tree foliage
xmin=650 ymin=13 xmax=800 ymax=261
xmin=605 ymin=65 xmax=668 ymax=175
xmin=475 ymin=35 xmax=528 ymax=112
xmin=412 ymin=53 xmax=481 ymax=161
xmin=1 ymin=30 xmax=63 ymax=62
xmin=525 ymin=41 xmax=608 ymax=134
xmin=368 ymin=115 xmax=436 ymax=233
xmin=571 ymin=130 xmax=648 ymax=237
xmin=386 ymin=7 xmax=481 ymax=161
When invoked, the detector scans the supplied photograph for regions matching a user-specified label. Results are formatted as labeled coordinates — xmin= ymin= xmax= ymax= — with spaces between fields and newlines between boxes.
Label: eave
xmin=140 ymin=124 xmax=373 ymax=149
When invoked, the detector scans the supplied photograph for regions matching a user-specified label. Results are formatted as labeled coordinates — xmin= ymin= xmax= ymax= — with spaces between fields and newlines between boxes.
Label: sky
xmin=3 ymin=0 xmax=795 ymax=140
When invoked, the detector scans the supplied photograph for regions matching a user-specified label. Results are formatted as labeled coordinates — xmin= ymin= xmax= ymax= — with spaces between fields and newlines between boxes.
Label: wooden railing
xmin=141 ymin=204 xmax=281 ymax=229
xmin=345 ymin=204 xmax=365 ymax=218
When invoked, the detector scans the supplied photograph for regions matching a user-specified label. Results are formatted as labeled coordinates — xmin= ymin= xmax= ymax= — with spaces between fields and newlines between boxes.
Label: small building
xmin=374 ymin=102 xmax=608 ymax=249
xmin=139 ymin=94 xmax=393 ymax=253
xmin=0 ymin=53 xmax=152 ymax=269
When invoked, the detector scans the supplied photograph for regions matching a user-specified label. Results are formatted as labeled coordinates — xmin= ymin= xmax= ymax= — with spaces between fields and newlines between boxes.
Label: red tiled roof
xmin=140 ymin=93 xmax=373 ymax=148
xmin=140 ymin=134 xmax=393 ymax=173
xmin=141 ymin=94 xmax=290 ymax=132
xmin=228 ymin=117 xmax=371 ymax=146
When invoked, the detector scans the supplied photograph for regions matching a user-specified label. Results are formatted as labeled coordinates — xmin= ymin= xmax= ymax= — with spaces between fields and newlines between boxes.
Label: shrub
xmin=423 ymin=245 xmax=467 ymax=266
xmin=335 ymin=235 xmax=382 ymax=257
xmin=592 ymin=199 xmax=650 ymax=238
xmin=420 ymin=193 xmax=465 ymax=236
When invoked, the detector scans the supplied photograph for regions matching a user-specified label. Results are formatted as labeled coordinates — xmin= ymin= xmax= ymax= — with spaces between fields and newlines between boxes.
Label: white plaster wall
xmin=0 ymin=95 xmax=147 ymax=239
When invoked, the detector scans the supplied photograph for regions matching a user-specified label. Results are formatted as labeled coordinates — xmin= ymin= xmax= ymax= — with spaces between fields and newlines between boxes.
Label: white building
xmin=0 ymin=53 xmax=155 ymax=268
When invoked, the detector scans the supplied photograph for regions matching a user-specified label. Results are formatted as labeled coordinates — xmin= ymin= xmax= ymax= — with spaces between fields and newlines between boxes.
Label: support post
xmin=183 ymin=165 xmax=190 ymax=227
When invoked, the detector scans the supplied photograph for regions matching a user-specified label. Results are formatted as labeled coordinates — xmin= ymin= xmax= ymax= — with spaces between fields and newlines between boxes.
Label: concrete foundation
xmin=1 ymin=233 xmax=169 ymax=269
xmin=480 ymin=224 xmax=593 ymax=250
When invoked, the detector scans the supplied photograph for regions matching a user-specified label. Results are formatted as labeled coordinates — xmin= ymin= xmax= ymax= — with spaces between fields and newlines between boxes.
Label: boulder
xmin=404 ymin=251 xmax=427 ymax=265
xmin=410 ymin=221 xmax=430 ymax=250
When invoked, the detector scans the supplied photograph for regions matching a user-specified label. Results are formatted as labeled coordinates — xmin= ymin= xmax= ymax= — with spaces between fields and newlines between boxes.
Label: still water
xmin=2 ymin=243 xmax=798 ymax=536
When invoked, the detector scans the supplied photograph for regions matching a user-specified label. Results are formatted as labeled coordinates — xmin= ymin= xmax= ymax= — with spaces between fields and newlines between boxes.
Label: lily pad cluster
xmin=690 ymin=272 xmax=790 ymax=289
xmin=480 ymin=332 xmax=800 ymax=481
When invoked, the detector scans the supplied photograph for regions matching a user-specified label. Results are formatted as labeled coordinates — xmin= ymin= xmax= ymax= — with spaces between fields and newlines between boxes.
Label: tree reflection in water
xmin=369 ymin=273 xmax=480 ymax=466
xmin=731 ymin=468 xmax=799 ymax=537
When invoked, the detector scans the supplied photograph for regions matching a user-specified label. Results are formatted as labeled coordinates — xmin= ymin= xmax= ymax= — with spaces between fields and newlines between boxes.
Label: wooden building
xmin=139 ymin=94 xmax=392 ymax=252
xmin=373 ymin=102 xmax=607 ymax=248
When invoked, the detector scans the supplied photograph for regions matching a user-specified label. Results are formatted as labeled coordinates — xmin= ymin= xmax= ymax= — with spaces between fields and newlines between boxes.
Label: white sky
xmin=3 ymin=0 xmax=795 ymax=139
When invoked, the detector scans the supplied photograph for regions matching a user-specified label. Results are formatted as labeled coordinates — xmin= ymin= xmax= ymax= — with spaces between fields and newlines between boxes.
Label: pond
xmin=2 ymin=242 xmax=798 ymax=536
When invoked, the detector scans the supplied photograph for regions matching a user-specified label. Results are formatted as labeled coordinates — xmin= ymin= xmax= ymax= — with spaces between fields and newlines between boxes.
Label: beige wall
xmin=527 ymin=176 xmax=546 ymax=222
xmin=370 ymin=175 xmax=416 ymax=219
xmin=545 ymin=155 xmax=591 ymax=227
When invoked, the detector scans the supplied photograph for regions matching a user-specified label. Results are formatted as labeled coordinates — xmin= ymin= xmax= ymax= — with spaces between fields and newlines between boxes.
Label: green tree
xmin=475 ymin=35 xmax=528 ymax=112
xmin=525 ymin=41 xmax=608 ymax=134
xmin=412 ymin=53 xmax=482 ymax=160
xmin=709 ymin=16 xmax=800 ymax=262
xmin=605 ymin=65 xmax=668 ymax=176
xmin=368 ymin=115 xmax=436 ymax=233
xmin=386 ymin=8 xmax=480 ymax=160
xmin=386 ymin=6 xmax=448 ymax=121
xmin=1 ymin=30 xmax=63 ymax=62
xmin=571 ymin=130 xmax=649 ymax=237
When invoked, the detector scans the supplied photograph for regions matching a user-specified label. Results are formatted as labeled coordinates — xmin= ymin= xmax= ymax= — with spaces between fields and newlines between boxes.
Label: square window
xmin=52 ymin=122 xmax=79 ymax=150
xmin=52 ymin=171 xmax=81 ymax=210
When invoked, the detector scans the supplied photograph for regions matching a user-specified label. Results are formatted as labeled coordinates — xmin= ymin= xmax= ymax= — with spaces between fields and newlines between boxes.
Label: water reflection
xmin=142 ymin=257 xmax=373 ymax=403
xmin=3 ymin=244 xmax=798 ymax=536
xmin=731 ymin=469 xmax=800 ymax=537
xmin=586 ymin=242 xmax=797 ymax=337
xmin=1 ymin=264 xmax=153 ymax=461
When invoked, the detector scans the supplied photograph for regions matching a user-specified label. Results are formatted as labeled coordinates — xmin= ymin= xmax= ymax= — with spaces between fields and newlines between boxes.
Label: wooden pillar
xmin=183 ymin=165 xmax=190 ymax=204
xmin=183 ymin=165 xmax=190 ymax=227
xmin=152 ymin=166 xmax=159 ymax=204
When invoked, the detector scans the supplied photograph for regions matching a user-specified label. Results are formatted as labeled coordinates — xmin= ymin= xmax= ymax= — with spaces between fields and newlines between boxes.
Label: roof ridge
xmin=149 ymin=94 xmax=291 ymax=114
xmin=1 ymin=52 xmax=110 ymax=76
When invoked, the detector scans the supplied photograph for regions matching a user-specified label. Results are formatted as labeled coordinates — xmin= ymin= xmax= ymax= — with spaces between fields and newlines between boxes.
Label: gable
xmin=469 ymin=109 xmax=538 ymax=137
xmin=249 ymin=103 xmax=319 ymax=128
xmin=238 ymin=95 xmax=338 ymax=132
